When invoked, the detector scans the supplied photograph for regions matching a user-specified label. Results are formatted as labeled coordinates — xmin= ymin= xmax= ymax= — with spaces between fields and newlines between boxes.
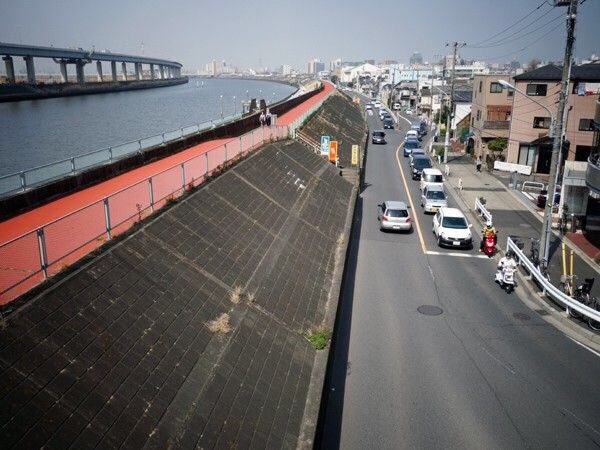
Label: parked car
xmin=411 ymin=155 xmax=432 ymax=180
xmin=377 ymin=201 xmax=412 ymax=232
xmin=403 ymin=139 xmax=421 ymax=157
xmin=374 ymin=100 xmax=382 ymax=108
xmin=365 ymin=104 xmax=373 ymax=111
xmin=409 ymin=149 xmax=426 ymax=165
xmin=419 ymin=168 xmax=444 ymax=191
xmin=432 ymin=207 xmax=473 ymax=248
xmin=421 ymin=185 xmax=448 ymax=213
xmin=406 ymin=109 xmax=414 ymax=115
xmin=372 ymin=130 xmax=386 ymax=144
xmin=393 ymin=103 xmax=401 ymax=110
xmin=383 ymin=118 xmax=394 ymax=129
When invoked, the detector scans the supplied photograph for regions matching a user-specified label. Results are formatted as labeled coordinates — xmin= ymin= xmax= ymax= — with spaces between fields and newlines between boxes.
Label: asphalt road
xmin=317 ymin=101 xmax=600 ymax=449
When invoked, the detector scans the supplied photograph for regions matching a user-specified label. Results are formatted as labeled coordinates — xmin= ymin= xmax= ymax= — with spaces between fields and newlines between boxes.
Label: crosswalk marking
xmin=426 ymin=250 xmax=491 ymax=260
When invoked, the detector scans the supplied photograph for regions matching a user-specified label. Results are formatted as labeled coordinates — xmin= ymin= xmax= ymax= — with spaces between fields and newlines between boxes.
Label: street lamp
xmin=497 ymin=79 xmax=557 ymax=267
xmin=220 ymin=94 xmax=223 ymax=118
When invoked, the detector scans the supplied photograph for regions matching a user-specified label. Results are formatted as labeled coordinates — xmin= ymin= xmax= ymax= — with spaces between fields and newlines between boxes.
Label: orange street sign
xmin=329 ymin=140 xmax=338 ymax=162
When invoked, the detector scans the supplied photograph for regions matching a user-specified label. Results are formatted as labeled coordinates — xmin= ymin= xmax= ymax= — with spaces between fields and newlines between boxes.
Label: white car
xmin=406 ymin=109 xmax=414 ymax=115
xmin=374 ymin=100 xmax=382 ymax=108
xmin=419 ymin=168 xmax=444 ymax=191
xmin=432 ymin=207 xmax=473 ymax=249
xmin=421 ymin=185 xmax=448 ymax=213
xmin=406 ymin=130 xmax=419 ymax=140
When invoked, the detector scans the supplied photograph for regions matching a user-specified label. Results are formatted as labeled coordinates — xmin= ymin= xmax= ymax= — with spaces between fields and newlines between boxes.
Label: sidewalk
xmin=437 ymin=153 xmax=600 ymax=298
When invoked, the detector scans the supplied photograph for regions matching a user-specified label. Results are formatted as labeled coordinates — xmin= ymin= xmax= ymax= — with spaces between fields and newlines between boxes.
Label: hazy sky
xmin=1 ymin=0 xmax=599 ymax=70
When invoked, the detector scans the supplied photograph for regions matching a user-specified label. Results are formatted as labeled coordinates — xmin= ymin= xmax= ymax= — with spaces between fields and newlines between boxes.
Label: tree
xmin=487 ymin=138 xmax=508 ymax=153
xmin=330 ymin=75 xmax=339 ymax=85
xmin=526 ymin=58 xmax=541 ymax=71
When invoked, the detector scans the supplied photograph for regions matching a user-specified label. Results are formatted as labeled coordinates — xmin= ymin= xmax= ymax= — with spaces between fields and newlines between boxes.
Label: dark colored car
xmin=411 ymin=155 xmax=432 ymax=180
xmin=383 ymin=118 xmax=394 ymax=129
xmin=372 ymin=130 xmax=386 ymax=144
xmin=418 ymin=121 xmax=428 ymax=136
xmin=403 ymin=139 xmax=421 ymax=157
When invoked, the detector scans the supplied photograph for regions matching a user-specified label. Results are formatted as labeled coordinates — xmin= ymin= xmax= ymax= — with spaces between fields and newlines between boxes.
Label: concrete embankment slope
xmin=300 ymin=91 xmax=366 ymax=168
xmin=0 ymin=140 xmax=354 ymax=448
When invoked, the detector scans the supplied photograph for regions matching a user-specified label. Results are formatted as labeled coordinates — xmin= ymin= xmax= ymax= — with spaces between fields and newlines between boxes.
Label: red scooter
xmin=482 ymin=233 xmax=496 ymax=257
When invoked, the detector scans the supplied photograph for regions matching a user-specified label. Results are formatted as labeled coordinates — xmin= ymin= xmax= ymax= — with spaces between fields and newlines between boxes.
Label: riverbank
xmin=0 ymin=77 xmax=188 ymax=103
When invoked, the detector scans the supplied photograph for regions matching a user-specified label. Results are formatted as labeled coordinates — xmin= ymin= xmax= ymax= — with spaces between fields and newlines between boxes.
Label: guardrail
xmin=474 ymin=196 xmax=493 ymax=224
xmin=522 ymin=181 xmax=545 ymax=193
xmin=0 ymin=124 xmax=288 ymax=304
xmin=506 ymin=236 xmax=600 ymax=322
xmin=289 ymin=84 xmax=334 ymax=138
xmin=0 ymin=114 xmax=244 ymax=198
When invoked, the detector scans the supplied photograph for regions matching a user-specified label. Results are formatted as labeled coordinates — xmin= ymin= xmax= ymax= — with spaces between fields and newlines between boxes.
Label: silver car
xmin=421 ymin=185 xmax=448 ymax=213
xmin=377 ymin=201 xmax=412 ymax=232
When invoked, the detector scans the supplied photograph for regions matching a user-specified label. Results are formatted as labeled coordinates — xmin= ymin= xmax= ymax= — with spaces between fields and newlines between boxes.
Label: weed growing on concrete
xmin=306 ymin=326 xmax=329 ymax=350
xmin=230 ymin=286 xmax=242 ymax=304
xmin=207 ymin=313 xmax=231 ymax=333
xmin=246 ymin=291 xmax=256 ymax=304
xmin=165 ymin=196 xmax=177 ymax=206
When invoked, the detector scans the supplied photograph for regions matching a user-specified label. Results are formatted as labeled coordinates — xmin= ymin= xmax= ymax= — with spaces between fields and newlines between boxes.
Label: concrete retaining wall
xmin=0 ymin=140 xmax=354 ymax=448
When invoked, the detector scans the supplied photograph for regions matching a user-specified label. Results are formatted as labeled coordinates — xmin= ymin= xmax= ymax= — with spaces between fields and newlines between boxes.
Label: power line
xmin=469 ymin=0 xmax=550 ymax=47
xmin=468 ymin=13 xmax=563 ymax=49
xmin=466 ymin=22 xmax=564 ymax=62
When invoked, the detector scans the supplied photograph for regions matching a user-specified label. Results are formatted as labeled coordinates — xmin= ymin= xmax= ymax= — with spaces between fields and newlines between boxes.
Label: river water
xmin=0 ymin=78 xmax=296 ymax=176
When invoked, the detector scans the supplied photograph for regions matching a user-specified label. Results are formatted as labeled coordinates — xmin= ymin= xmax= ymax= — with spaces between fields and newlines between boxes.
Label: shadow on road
xmin=314 ymin=193 xmax=363 ymax=449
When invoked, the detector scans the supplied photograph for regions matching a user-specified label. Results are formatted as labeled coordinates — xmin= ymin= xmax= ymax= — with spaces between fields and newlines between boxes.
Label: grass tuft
xmin=207 ymin=313 xmax=231 ymax=333
xmin=306 ymin=326 xmax=330 ymax=350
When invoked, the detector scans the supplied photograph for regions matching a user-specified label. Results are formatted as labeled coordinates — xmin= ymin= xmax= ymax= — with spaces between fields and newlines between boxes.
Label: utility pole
xmin=437 ymin=56 xmax=446 ymax=137
xmin=540 ymin=0 xmax=579 ymax=267
xmin=444 ymin=41 xmax=466 ymax=163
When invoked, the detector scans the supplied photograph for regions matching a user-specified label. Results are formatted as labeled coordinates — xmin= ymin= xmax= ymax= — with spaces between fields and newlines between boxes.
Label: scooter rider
xmin=496 ymin=250 xmax=517 ymax=281
xmin=480 ymin=220 xmax=497 ymax=251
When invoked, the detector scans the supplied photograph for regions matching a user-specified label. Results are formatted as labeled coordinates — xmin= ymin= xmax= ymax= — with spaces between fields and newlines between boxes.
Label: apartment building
xmin=469 ymin=74 xmax=513 ymax=158
xmin=506 ymin=63 xmax=600 ymax=174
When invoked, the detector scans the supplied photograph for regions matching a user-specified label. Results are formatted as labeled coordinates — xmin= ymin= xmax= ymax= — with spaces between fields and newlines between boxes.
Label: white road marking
xmin=396 ymin=113 xmax=412 ymax=126
xmin=426 ymin=250 xmax=490 ymax=260
xmin=567 ymin=335 xmax=600 ymax=358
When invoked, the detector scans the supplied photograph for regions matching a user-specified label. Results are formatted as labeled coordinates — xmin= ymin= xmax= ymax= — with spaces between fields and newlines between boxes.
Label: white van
xmin=419 ymin=168 xmax=444 ymax=191
xmin=406 ymin=130 xmax=418 ymax=139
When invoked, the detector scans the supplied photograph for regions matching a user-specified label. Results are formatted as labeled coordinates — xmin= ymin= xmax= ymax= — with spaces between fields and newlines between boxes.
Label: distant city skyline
xmin=1 ymin=0 xmax=599 ymax=72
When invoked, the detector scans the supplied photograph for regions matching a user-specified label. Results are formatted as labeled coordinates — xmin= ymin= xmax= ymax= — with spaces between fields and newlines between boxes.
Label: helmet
xmin=486 ymin=220 xmax=492 ymax=227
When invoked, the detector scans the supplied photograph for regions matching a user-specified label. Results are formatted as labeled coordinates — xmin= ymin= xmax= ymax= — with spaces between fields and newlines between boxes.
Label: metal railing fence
xmin=0 ymin=113 xmax=242 ymax=198
xmin=506 ymin=236 xmax=600 ymax=323
xmin=0 ymin=124 xmax=288 ymax=304
xmin=474 ymin=197 xmax=493 ymax=224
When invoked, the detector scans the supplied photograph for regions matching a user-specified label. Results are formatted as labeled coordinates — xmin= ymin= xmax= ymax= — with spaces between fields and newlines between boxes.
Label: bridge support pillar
xmin=135 ymin=63 xmax=142 ymax=80
xmin=159 ymin=65 xmax=165 ymax=79
xmin=59 ymin=60 xmax=68 ymax=83
xmin=96 ymin=61 xmax=103 ymax=82
xmin=111 ymin=61 xmax=117 ymax=81
xmin=121 ymin=62 xmax=127 ymax=81
xmin=24 ymin=56 xmax=35 ymax=83
xmin=76 ymin=60 xmax=85 ymax=84
xmin=150 ymin=63 xmax=155 ymax=79
xmin=3 ymin=56 xmax=15 ymax=83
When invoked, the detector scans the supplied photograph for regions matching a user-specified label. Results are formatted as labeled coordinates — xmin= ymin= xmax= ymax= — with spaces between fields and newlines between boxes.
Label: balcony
xmin=483 ymin=120 xmax=510 ymax=130
xmin=586 ymin=155 xmax=600 ymax=194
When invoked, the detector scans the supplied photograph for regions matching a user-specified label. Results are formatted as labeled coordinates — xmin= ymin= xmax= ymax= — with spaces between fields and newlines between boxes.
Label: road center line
xmin=394 ymin=142 xmax=427 ymax=254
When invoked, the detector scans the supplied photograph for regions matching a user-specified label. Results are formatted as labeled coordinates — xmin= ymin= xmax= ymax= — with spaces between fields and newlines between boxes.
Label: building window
xmin=471 ymin=117 xmax=474 ymax=127
xmin=476 ymin=110 xmax=481 ymax=121
xmin=579 ymin=118 xmax=595 ymax=131
xmin=518 ymin=144 xmax=537 ymax=166
xmin=490 ymin=82 xmax=503 ymax=93
xmin=507 ymin=90 xmax=514 ymax=97
xmin=479 ymin=80 xmax=482 ymax=93
xmin=533 ymin=116 xmax=551 ymax=129
xmin=526 ymin=83 xmax=547 ymax=96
